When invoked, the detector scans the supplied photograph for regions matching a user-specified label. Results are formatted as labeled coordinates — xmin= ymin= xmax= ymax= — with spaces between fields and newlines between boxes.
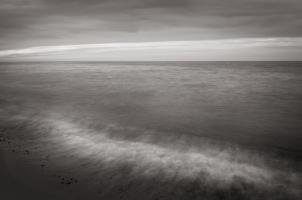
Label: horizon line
xmin=1 ymin=37 xmax=302 ymax=57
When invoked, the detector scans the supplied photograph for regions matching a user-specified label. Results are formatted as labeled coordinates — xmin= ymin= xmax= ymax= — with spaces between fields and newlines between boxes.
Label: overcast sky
xmin=0 ymin=0 xmax=302 ymax=61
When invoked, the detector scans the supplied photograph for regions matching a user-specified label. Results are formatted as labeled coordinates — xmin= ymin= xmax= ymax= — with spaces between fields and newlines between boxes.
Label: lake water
xmin=1 ymin=61 xmax=301 ymax=152
xmin=0 ymin=61 xmax=301 ymax=199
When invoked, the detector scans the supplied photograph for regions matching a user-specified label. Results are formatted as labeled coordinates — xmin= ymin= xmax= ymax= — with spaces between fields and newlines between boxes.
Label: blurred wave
xmin=1 ymin=109 xmax=301 ymax=199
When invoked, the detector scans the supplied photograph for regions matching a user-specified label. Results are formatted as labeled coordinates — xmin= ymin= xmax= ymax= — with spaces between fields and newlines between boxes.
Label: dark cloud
xmin=0 ymin=0 xmax=302 ymax=50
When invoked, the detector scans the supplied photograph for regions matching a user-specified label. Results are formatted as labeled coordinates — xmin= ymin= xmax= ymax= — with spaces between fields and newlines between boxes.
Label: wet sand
xmin=0 ymin=140 xmax=75 ymax=200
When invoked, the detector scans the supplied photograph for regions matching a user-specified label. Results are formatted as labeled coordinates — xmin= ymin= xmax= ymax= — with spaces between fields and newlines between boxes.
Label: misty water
xmin=0 ymin=61 xmax=301 ymax=199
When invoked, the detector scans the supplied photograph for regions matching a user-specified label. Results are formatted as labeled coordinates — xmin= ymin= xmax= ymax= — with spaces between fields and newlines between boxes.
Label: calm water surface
xmin=1 ymin=61 xmax=302 ymax=153
xmin=1 ymin=61 xmax=302 ymax=200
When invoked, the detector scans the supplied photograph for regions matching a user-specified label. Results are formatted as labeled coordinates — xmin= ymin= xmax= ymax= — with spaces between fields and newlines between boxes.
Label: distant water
xmin=0 ymin=61 xmax=301 ymax=200
xmin=1 ymin=61 xmax=301 ymax=153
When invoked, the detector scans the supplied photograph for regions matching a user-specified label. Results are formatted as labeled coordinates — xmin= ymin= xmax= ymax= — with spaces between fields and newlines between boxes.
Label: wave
xmin=1 ymin=111 xmax=301 ymax=199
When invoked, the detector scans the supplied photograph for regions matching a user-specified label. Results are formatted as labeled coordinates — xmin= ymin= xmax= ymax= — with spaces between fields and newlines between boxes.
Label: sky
xmin=0 ymin=0 xmax=301 ymax=61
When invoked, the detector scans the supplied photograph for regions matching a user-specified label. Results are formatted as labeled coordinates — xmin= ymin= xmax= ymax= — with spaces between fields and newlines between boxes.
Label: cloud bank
xmin=0 ymin=0 xmax=302 ymax=60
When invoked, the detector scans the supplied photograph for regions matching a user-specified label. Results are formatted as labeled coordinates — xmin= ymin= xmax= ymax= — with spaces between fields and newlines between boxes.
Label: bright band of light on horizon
xmin=1 ymin=37 xmax=302 ymax=61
